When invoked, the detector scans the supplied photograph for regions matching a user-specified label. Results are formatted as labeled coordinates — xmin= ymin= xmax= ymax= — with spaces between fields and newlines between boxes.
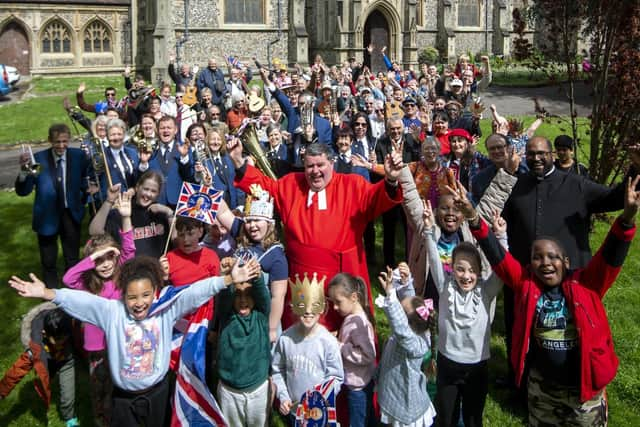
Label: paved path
xmin=0 ymin=82 xmax=593 ymax=189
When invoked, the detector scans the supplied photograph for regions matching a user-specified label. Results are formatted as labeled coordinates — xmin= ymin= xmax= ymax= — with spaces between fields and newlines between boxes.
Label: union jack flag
xmin=176 ymin=182 xmax=224 ymax=226
xmin=149 ymin=286 xmax=228 ymax=426
xmin=295 ymin=378 xmax=338 ymax=426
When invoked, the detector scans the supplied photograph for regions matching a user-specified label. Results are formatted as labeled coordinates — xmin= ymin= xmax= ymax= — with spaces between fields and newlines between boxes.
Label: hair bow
xmin=416 ymin=299 xmax=434 ymax=320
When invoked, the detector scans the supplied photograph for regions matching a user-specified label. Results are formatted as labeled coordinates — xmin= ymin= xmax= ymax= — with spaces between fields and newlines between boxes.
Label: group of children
xmin=4 ymin=171 xmax=640 ymax=427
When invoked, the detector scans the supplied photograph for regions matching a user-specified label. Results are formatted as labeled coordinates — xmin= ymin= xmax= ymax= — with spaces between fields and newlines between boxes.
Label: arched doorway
xmin=0 ymin=21 xmax=30 ymax=75
xmin=363 ymin=10 xmax=389 ymax=74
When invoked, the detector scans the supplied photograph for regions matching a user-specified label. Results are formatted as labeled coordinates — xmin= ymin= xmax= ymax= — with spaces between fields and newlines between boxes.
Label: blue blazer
xmin=15 ymin=147 xmax=90 ymax=236
xmin=148 ymin=141 xmax=193 ymax=206
xmin=200 ymin=154 xmax=245 ymax=209
xmin=100 ymin=145 xmax=139 ymax=198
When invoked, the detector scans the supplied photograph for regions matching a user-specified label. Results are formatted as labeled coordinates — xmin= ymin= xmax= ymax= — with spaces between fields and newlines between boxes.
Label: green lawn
xmin=0 ymin=192 xmax=638 ymax=426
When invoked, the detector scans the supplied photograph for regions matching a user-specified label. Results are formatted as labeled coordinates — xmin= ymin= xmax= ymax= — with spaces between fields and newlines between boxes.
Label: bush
xmin=418 ymin=46 xmax=440 ymax=65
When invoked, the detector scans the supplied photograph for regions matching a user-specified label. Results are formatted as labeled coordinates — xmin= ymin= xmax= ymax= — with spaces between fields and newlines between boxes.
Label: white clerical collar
xmin=307 ymin=189 xmax=327 ymax=210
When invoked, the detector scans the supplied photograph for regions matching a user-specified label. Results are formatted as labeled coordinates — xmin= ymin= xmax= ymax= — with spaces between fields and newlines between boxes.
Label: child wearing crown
xmin=271 ymin=273 xmax=344 ymax=424
xmin=216 ymin=184 xmax=289 ymax=344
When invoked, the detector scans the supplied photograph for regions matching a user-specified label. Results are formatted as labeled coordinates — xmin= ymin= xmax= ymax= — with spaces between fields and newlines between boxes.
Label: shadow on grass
xmin=0 ymin=377 xmax=48 ymax=426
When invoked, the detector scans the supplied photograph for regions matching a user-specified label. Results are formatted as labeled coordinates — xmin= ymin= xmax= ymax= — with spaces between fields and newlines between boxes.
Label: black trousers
xmin=381 ymin=205 xmax=407 ymax=267
xmin=436 ymin=354 xmax=488 ymax=427
xmin=111 ymin=374 xmax=170 ymax=427
xmin=37 ymin=209 xmax=81 ymax=288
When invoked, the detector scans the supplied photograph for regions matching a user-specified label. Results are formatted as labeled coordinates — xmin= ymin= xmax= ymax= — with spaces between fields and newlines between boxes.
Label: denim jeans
xmin=347 ymin=381 xmax=374 ymax=427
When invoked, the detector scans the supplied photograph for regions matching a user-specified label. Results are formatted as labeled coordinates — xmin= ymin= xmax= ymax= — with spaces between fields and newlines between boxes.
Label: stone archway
xmin=0 ymin=20 xmax=30 ymax=75
xmin=364 ymin=10 xmax=389 ymax=73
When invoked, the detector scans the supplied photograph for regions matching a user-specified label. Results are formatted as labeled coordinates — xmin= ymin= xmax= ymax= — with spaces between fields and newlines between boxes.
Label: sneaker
xmin=65 ymin=417 xmax=80 ymax=427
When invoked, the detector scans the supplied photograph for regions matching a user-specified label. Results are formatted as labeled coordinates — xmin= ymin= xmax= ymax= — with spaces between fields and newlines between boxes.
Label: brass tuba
xmin=235 ymin=119 xmax=277 ymax=180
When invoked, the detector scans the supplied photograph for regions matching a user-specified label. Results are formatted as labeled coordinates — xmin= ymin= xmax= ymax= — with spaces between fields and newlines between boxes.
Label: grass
xmin=490 ymin=66 xmax=571 ymax=87
xmin=0 ymin=77 xmax=126 ymax=144
xmin=0 ymin=191 xmax=638 ymax=426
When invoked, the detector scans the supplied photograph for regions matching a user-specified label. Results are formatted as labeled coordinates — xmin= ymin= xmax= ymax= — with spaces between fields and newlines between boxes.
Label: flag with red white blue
xmin=295 ymin=378 xmax=338 ymax=426
xmin=149 ymin=285 xmax=228 ymax=426
xmin=176 ymin=182 xmax=223 ymax=226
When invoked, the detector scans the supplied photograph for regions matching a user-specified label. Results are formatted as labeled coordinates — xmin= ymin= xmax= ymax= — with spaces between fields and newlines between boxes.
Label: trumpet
xmin=20 ymin=144 xmax=41 ymax=176
xmin=129 ymin=126 xmax=157 ymax=155
xmin=235 ymin=119 xmax=277 ymax=180
xmin=300 ymin=93 xmax=315 ymax=129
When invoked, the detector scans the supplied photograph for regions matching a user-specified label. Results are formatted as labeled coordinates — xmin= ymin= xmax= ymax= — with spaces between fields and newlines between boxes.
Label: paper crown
xmin=244 ymin=184 xmax=274 ymax=221
xmin=289 ymin=272 xmax=327 ymax=316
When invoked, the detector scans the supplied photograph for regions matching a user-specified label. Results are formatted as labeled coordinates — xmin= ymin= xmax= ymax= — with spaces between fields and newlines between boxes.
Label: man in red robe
xmin=228 ymin=141 xmax=403 ymax=330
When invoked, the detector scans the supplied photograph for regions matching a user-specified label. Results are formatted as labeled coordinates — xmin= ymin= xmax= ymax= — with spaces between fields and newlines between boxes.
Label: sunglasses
xmin=354 ymin=122 xmax=367 ymax=127
xmin=106 ymin=92 xmax=116 ymax=97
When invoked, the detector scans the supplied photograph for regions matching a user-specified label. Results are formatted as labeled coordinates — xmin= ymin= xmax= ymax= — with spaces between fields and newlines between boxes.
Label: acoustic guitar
xmin=182 ymin=65 xmax=200 ymax=106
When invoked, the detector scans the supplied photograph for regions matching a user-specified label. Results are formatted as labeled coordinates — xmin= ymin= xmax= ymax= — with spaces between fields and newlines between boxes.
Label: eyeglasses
xmin=488 ymin=144 xmax=508 ymax=152
xmin=175 ymin=96 xmax=183 ymax=99
xmin=210 ymin=112 xmax=221 ymax=117
xmin=526 ymin=150 xmax=552 ymax=158
xmin=106 ymin=92 xmax=116 ymax=97
xmin=365 ymin=102 xmax=374 ymax=105
xmin=405 ymin=104 xmax=417 ymax=108
xmin=354 ymin=122 xmax=367 ymax=127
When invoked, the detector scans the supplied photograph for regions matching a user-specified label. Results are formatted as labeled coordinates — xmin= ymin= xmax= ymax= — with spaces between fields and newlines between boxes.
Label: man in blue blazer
xmin=99 ymin=118 xmax=139 ymax=200
xmin=139 ymin=116 xmax=192 ymax=207
xmin=15 ymin=124 xmax=90 ymax=288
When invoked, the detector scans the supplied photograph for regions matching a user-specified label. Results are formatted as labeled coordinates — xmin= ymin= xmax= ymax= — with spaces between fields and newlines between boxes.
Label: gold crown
xmin=289 ymin=272 xmax=327 ymax=316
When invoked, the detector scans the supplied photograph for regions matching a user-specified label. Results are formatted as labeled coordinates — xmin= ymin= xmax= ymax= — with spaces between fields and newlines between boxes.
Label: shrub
xmin=418 ymin=46 xmax=440 ymax=65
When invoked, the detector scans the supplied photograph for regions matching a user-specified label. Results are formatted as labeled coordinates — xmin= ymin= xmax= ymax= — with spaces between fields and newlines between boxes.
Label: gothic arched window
xmin=84 ymin=21 xmax=112 ymax=53
xmin=41 ymin=20 xmax=72 ymax=53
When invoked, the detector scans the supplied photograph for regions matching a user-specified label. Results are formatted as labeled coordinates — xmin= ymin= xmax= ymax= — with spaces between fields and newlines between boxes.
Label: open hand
xmin=115 ymin=190 xmax=133 ymax=218
xmin=622 ymin=175 xmax=640 ymax=223
xmin=230 ymin=258 xmax=261 ymax=284
xmin=384 ymin=151 xmax=403 ymax=182
xmin=9 ymin=274 xmax=54 ymax=300
xmin=377 ymin=266 xmax=395 ymax=295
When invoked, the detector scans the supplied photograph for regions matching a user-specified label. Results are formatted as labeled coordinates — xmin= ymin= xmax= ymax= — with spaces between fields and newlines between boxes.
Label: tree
xmin=527 ymin=0 xmax=640 ymax=184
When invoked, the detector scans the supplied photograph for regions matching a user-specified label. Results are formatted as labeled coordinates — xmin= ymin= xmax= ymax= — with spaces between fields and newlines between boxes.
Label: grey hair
xmin=421 ymin=135 xmax=441 ymax=152
xmin=106 ymin=118 xmax=127 ymax=134
xmin=305 ymin=142 xmax=335 ymax=161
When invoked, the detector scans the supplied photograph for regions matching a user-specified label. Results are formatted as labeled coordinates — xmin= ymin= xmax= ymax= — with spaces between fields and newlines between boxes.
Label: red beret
xmin=448 ymin=128 xmax=472 ymax=141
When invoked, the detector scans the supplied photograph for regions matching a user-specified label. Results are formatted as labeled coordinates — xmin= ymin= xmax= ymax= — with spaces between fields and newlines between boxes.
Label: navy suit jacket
xmin=201 ymin=154 xmax=245 ymax=209
xmin=148 ymin=141 xmax=193 ymax=206
xmin=15 ymin=147 xmax=90 ymax=235
xmin=101 ymin=145 xmax=139 ymax=198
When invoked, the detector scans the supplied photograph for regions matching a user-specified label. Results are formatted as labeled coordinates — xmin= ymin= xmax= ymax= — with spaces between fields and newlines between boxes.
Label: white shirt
xmin=306 ymin=189 xmax=327 ymax=210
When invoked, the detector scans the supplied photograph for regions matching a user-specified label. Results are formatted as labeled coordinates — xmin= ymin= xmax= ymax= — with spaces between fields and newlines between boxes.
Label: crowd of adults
xmin=11 ymin=44 xmax=640 ymax=427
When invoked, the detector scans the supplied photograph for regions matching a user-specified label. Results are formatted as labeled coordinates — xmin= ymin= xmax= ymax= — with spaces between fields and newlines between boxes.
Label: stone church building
xmin=0 ymin=0 xmax=530 ymax=80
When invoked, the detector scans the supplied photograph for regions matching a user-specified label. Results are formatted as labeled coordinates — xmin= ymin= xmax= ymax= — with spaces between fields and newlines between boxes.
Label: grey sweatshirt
xmin=53 ymin=277 xmax=225 ymax=390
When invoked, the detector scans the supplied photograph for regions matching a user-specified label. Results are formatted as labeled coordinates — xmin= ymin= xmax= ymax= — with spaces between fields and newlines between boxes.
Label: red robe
xmin=235 ymin=164 xmax=402 ymax=330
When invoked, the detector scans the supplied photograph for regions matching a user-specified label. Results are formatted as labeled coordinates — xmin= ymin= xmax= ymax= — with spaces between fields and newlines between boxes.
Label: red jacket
xmin=471 ymin=217 xmax=635 ymax=402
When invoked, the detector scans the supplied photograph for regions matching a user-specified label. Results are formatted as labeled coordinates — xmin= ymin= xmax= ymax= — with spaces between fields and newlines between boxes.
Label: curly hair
xmin=116 ymin=256 xmax=165 ymax=295
xmin=82 ymin=234 xmax=120 ymax=295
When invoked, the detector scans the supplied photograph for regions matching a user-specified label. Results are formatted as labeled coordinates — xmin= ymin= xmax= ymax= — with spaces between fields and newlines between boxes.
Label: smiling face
xmin=422 ymin=141 xmax=440 ymax=167
xmin=436 ymin=195 xmax=464 ymax=233
xmin=268 ymin=128 xmax=282 ymax=148
xmin=141 ymin=117 xmax=156 ymax=137
xmin=244 ymin=218 xmax=270 ymax=243
xmin=304 ymin=154 xmax=334 ymax=192
xmin=526 ymin=137 xmax=554 ymax=177
xmin=50 ymin=131 xmax=70 ymax=156
xmin=433 ymin=117 xmax=448 ymax=136
xmin=336 ymin=135 xmax=352 ymax=154
xmin=450 ymin=135 xmax=468 ymax=158
xmin=530 ymin=239 xmax=569 ymax=287
xmin=176 ymin=227 xmax=204 ymax=254
xmin=208 ymin=131 xmax=223 ymax=153
xmin=125 ymin=278 xmax=155 ymax=320
xmin=158 ymin=119 xmax=177 ymax=144
xmin=452 ymin=254 xmax=479 ymax=292
xmin=298 ymin=312 xmax=321 ymax=335
xmin=135 ymin=177 xmax=160 ymax=207
xmin=233 ymin=284 xmax=255 ymax=317
xmin=107 ymin=126 xmax=124 ymax=149
xmin=93 ymin=247 xmax=118 ymax=279
xmin=188 ymin=126 xmax=206 ymax=144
